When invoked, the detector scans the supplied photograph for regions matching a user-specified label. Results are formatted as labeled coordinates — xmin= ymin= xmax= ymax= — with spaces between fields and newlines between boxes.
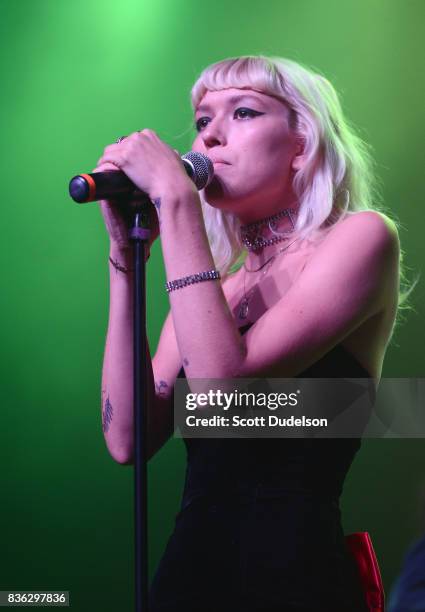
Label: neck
xmin=240 ymin=204 xmax=300 ymax=268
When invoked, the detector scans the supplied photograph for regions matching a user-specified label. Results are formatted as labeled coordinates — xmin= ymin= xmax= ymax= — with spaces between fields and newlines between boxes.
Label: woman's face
xmin=192 ymin=87 xmax=301 ymax=221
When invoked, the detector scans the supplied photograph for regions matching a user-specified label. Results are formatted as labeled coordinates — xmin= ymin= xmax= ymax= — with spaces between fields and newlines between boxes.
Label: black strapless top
xmin=177 ymin=322 xmax=373 ymax=511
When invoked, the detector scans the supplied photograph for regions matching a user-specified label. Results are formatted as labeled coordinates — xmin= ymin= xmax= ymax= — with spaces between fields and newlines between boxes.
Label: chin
xmin=202 ymin=186 xmax=233 ymax=212
xmin=203 ymin=176 xmax=226 ymax=202
xmin=203 ymin=178 xmax=251 ymax=213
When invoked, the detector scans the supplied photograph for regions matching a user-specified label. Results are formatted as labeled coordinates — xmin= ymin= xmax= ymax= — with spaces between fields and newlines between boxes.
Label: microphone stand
xmin=129 ymin=206 xmax=151 ymax=612
xmin=68 ymin=153 xmax=211 ymax=611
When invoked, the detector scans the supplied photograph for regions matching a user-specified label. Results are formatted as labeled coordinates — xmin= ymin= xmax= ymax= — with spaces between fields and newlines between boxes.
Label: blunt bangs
xmin=191 ymin=56 xmax=289 ymax=111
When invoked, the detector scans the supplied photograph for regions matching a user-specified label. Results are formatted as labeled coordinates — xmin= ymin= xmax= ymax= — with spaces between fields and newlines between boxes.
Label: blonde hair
xmin=190 ymin=55 xmax=417 ymax=320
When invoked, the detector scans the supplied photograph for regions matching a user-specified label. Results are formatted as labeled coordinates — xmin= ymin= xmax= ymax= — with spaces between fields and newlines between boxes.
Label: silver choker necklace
xmin=240 ymin=207 xmax=298 ymax=252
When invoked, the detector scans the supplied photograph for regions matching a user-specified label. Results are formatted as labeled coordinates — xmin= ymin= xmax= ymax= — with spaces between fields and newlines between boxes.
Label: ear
xmin=291 ymin=139 xmax=306 ymax=171
xmin=291 ymin=154 xmax=307 ymax=171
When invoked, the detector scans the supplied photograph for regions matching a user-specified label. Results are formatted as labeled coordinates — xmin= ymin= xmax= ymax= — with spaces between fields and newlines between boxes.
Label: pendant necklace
xmin=238 ymin=237 xmax=300 ymax=321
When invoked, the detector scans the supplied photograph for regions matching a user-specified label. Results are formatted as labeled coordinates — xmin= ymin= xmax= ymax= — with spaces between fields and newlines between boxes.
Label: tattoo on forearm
xmin=183 ymin=358 xmax=189 ymax=367
xmin=102 ymin=396 xmax=113 ymax=433
xmin=109 ymin=256 xmax=131 ymax=274
xmin=155 ymin=380 xmax=169 ymax=397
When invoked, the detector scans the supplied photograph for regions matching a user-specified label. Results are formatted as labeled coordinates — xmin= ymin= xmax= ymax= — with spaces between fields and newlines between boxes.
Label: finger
xmin=92 ymin=162 xmax=121 ymax=173
xmin=100 ymin=141 xmax=129 ymax=162
xmin=96 ymin=153 xmax=125 ymax=169
xmin=138 ymin=128 xmax=158 ymax=138
xmin=94 ymin=152 xmax=122 ymax=170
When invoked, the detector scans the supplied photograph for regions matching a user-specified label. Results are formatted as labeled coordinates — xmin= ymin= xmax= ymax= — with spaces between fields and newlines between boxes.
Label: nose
xmin=201 ymin=117 xmax=226 ymax=149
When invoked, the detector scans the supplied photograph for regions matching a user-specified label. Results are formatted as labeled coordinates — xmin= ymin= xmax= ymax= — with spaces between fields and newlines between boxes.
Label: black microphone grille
xmin=181 ymin=152 xmax=214 ymax=190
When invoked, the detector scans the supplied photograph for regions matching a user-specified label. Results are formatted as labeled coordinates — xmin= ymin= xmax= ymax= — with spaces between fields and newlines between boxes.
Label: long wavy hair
xmin=190 ymin=55 xmax=417 ymax=321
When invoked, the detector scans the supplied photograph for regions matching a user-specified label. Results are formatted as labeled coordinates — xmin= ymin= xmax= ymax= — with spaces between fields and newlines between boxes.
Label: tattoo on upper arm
xmin=102 ymin=396 xmax=113 ymax=433
xmin=183 ymin=358 xmax=189 ymax=366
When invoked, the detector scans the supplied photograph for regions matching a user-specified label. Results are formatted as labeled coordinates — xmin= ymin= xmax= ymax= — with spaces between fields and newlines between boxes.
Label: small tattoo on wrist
xmin=102 ymin=396 xmax=113 ymax=433
xmin=109 ymin=256 xmax=132 ymax=274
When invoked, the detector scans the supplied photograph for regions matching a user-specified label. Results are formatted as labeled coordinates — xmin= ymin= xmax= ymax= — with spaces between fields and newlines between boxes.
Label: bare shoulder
xmin=323 ymin=210 xmax=400 ymax=256
xmin=313 ymin=211 xmax=400 ymax=292
xmin=311 ymin=210 xmax=400 ymax=311
xmin=315 ymin=211 xmax=400 ymax=372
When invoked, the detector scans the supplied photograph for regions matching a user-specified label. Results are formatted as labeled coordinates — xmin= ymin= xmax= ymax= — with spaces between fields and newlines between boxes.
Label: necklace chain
xmin=238 ymin=237 xmax=300 ymax=321
xmin=243 ymin=252 xmax=277 ymax=273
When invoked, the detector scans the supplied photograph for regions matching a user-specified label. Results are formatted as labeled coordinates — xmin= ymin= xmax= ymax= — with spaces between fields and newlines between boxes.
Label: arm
xmin=101 ymin=244 xmax=141 ymax=464
xmin=93 ymin=154 xmax=180 ymax=464
xmin=159 ymin=187 xmax=247 ymax=379
xmin=96 ymin=130 xmax=246 ymax=381
xmin=101 ymin=246 xmax=183 ymax=464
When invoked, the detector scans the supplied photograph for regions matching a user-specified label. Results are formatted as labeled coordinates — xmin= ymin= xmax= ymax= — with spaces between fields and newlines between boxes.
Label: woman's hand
xmin=96 ymin=130 xmax=196 ymax=201
xmin=92 ymin=160 xmax=160 ymax=253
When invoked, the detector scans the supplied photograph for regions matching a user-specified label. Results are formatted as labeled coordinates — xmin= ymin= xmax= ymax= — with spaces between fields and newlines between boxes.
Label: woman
xmin=95 ymin=56 xmax=402 ymax=611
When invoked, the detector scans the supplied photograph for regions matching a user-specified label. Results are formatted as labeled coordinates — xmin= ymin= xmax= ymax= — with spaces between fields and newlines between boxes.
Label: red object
xmin=345 ymin=532 xmax=385 ymax=612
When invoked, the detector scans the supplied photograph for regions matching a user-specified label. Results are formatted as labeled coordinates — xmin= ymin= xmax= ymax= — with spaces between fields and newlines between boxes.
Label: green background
xmin=0 ymin=0 xmax=424 ymax=609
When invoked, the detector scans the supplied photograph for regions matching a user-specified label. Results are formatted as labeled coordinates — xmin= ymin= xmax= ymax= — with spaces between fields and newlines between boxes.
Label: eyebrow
xmin=195 ymin=94 xmax=266 ymax=114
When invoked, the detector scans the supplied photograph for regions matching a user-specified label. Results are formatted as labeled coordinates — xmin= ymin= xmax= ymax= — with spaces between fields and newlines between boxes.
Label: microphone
xmin=69 ymin=151 xmax=214 ymax=203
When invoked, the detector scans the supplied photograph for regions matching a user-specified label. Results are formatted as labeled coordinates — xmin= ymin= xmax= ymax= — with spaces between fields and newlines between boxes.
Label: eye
xmin=194 ymin=107 xmax=264 ymax=132
xmin=233 ymin=107 xmax=263 ymax=120
xmin=195 ymin=116 xmax=210 ymax=132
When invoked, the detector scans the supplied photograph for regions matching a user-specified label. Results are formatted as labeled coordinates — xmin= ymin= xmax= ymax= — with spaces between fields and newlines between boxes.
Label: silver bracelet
xmin=165 ymin=269 xmax=221 ymax=293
